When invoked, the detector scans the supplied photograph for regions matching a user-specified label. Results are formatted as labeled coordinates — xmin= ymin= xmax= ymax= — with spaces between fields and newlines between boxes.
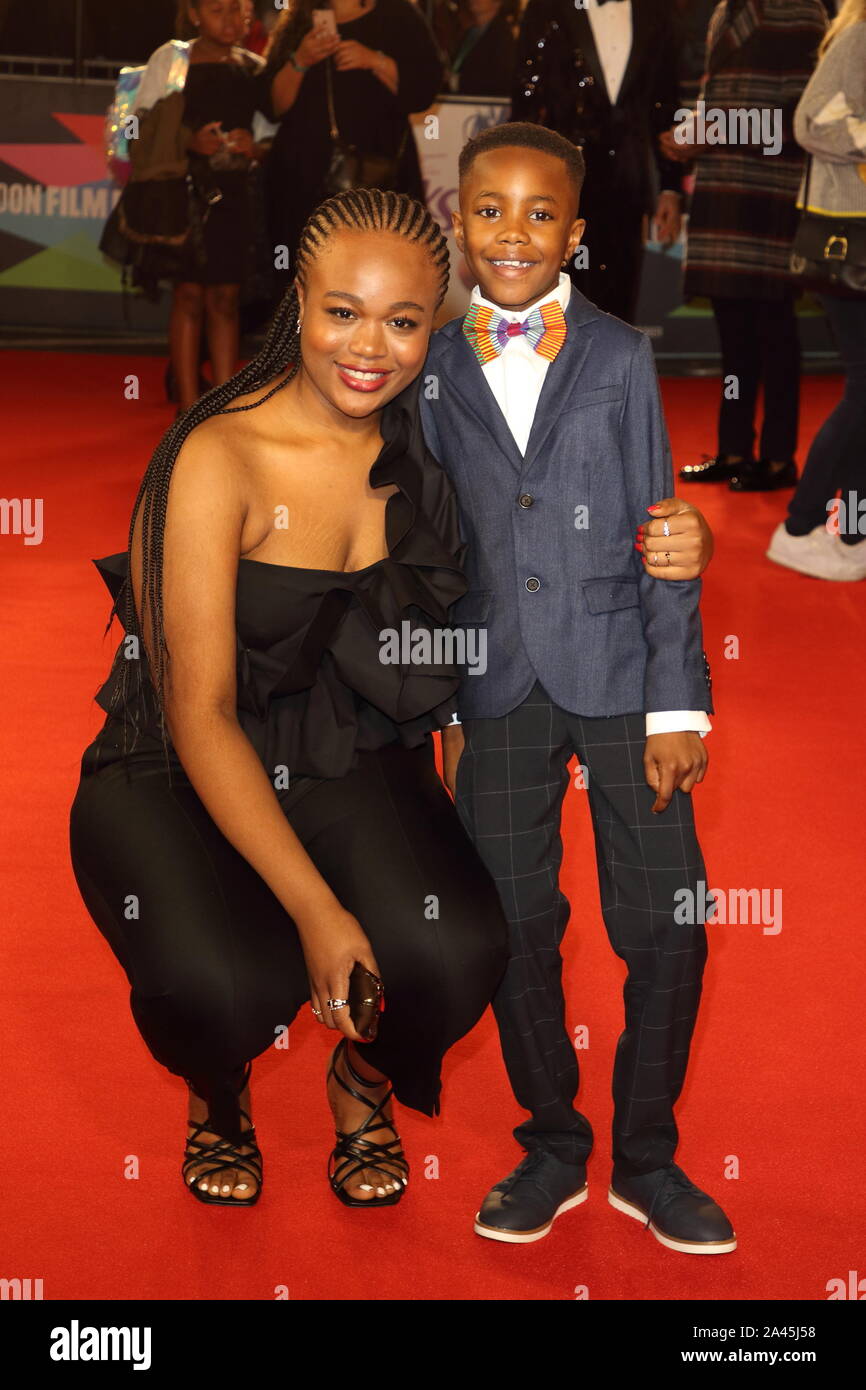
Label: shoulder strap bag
xmin=322 ymin=57 xmax=408 ymax=196
xmin=790 ymin=153 xmax=866 ymax=298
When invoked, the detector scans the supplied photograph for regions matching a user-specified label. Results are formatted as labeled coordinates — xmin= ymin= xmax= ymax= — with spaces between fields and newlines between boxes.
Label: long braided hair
xmin=101 ymin=188 xmax=450 ymax=772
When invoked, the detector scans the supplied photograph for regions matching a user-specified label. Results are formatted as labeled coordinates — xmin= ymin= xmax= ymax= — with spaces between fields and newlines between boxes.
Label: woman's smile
xmin=334 ymin=362 xmax=396 ymax=393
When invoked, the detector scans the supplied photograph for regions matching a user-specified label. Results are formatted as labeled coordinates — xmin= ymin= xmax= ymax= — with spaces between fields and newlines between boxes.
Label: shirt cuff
xmin=646 ymin=711 xmax=712 ymax=737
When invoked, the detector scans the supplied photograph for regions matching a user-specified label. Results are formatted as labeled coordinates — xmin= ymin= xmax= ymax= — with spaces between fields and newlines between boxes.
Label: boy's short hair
xmin=458 ymin=122 xmax=586 ymax=207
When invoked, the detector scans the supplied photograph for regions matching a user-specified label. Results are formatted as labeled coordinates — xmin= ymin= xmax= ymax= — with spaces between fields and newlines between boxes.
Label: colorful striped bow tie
xmin=462 ymin=299 xmax=568 ymax=366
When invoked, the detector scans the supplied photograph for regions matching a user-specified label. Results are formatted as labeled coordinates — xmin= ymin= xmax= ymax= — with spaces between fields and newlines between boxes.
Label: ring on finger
xmin=311 ymin=1006 xmax=323 ymax=1018
xmin=652 ymin=552 xmax=659 ymax=564
xmin=664 ymin=551 xmax=671 ymax=564
xmin=662 ymin=520 xmax=671 ymax=538
xmin=327 ymin=998 xmax=348 ymax=1011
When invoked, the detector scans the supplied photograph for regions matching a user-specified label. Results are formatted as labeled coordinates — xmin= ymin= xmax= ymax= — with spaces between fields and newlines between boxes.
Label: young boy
xmin=421 ymin=123 xmax=735 ymax=1254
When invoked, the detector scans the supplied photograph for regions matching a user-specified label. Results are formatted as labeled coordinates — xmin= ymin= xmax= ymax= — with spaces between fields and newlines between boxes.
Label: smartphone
xmin=312 ymin=9 xmax=337 ymax=35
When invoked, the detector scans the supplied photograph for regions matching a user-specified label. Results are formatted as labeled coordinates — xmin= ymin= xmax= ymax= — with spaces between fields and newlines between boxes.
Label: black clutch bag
xmin=790 ymin=155 xmax=866 ymax=297
xmin=322 ymin=58 xmax=407 ymax=196
xmin=348 ymin=963 xmax=385 ymax=1041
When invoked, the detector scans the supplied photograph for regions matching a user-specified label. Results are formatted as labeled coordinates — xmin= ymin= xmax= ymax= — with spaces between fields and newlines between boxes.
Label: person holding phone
xmin=263 ymin=0 xmax=443 ymax=281
xmin=69 ymin=190 xmax=509 ymax=1212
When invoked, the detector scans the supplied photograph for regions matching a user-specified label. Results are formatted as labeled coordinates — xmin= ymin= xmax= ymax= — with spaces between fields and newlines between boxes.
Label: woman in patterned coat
xmin=669 ymin=0 xmax=828 ymax=491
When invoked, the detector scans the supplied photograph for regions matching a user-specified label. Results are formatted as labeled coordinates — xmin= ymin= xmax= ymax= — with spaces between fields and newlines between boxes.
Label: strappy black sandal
xmin=182 ymin=1060 xmax=262 ymax=1207
xmin=327 ymin=1038 xmax=409 ymax=1207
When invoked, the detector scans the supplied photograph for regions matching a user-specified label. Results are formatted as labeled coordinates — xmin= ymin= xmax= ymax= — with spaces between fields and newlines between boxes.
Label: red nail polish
xmin=647 ymin=505 xmax=661 ymax=513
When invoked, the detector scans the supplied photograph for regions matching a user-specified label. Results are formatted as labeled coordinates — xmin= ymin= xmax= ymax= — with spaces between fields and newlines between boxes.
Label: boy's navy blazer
xmin=419 ymin=288 xmax=713 ymax=722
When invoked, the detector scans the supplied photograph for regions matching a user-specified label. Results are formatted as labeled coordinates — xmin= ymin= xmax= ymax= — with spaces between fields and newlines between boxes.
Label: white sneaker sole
xmin=608 ymin=1186 xmax=737 ymax=1255
xmin=766 ymin=543 xmax=865 ymax=582
xmin=473 ymin=1184 xmax=588 ymax=1244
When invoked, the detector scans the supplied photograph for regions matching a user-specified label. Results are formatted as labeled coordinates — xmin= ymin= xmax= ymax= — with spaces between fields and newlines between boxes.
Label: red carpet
xmin=1 ymin=351 xmax=864 ymax=1301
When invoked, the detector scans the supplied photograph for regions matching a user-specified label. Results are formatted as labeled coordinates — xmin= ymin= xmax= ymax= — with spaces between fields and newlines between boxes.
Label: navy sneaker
xmin=609 ymin=1162 xmax=737 ymax=1254
xmin=474 ymin=1150 xmax=588 ymax=1244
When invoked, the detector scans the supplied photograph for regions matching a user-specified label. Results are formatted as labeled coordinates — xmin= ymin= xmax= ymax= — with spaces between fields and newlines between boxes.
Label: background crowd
xmin=2 ymin=0 xmax=863 ymax=579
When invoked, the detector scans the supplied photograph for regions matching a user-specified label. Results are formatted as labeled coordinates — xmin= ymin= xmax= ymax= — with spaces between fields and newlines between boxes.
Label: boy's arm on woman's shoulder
xmin=619 ymin=332 xmax=713 ymax=718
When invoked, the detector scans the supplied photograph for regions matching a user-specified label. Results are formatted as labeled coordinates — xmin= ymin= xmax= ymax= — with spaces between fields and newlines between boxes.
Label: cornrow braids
xmin=100 ymin=188 xmax=450 ymax=778
xmin=295 ymin=187 xmax=450 ymax=310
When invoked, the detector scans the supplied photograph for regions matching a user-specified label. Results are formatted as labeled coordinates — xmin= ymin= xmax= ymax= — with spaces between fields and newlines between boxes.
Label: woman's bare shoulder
xmin=171 ymin=376 xmax=290 ymax=462
xmin=162 ymin=374 xmax=294 ymax=502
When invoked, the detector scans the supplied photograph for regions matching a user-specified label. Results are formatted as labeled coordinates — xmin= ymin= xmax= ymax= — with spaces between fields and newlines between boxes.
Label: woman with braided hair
xmin=69 ymin=188 xmax=509 ymax=1209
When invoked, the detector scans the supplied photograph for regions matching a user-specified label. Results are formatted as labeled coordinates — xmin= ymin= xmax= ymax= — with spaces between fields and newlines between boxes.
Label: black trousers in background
xmin=455 ymin=683 xmax=709 ymax=1177
xmin=711 ymin=294 xmax=801 ymax=463
xmin=69 ymin=738 xmax=509 ymax=1127
xmin=567 ymin=179 xmax=645 ymax=325
xmin=786 ymin=293 xmax=866 ymax=541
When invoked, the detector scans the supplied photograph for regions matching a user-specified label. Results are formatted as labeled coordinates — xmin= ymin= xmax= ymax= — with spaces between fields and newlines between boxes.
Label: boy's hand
xmin=644 ymin=732 xmax=707 ymax=814
xmin=637 ymin=497 xmax=714 ymax=578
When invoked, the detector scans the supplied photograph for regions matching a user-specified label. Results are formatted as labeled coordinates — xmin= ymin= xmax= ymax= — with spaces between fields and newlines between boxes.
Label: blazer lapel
xmin=440 ymin=328 xmax=526 ymax=475
xmin=566 ymin=3 xmax=608 ymax=106
xmin=614 ymin=0 xmax=644 ymax=109
xmin=520 ymin=291 xmax=598 ymax=475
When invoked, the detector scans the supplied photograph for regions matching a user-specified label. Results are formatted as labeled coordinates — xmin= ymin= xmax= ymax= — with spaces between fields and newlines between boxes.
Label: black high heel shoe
xmin=327 ymin=1039 xmax=409 ymax=1207
xmin=182 ymin=1060 xmax=262 ymax=1206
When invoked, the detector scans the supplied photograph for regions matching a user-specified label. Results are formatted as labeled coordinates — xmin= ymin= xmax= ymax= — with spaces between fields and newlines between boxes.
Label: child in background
xmin=137 ymin=1 xmax=274 ymax=410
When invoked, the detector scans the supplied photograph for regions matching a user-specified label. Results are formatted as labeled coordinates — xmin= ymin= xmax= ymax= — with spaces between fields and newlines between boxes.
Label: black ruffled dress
xmin=68 ymin=386 xmax=509 ymax=1117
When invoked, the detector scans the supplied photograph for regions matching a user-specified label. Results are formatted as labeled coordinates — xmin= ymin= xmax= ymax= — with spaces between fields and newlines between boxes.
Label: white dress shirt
xmin=586 ymin=0 xmax=633 ymax=106
xmin=458 ymin=272 xmax=711 ymax=738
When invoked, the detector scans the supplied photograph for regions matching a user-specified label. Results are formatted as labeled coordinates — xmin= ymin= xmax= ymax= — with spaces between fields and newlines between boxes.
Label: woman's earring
xmin=296 ymin=321 xmax=302 ymax=334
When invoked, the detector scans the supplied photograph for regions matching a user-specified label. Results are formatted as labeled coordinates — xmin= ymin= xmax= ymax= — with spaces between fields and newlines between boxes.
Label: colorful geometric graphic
xmin=0 ymin=102 xmax=121 ymax=295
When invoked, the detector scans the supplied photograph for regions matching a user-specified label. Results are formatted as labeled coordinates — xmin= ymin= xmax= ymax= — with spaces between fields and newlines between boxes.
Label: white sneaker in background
xmin=833 ymin=535 xmax=866 ymax=581
xmin=766 ymin=523 xmax=866 ymax=582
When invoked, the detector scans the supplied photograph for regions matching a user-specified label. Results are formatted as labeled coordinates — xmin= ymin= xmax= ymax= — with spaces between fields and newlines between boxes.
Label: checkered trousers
xmin=455 ymin=682 xmax=709 ymax=1175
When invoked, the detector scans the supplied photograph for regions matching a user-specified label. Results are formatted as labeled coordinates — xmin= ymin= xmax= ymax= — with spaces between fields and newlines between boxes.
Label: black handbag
xmin=117 ymin=172 xmax=224 ymax=247
xmin=322 ymin=57 xmax=407 ymax=195
xmin=790 ymin=154 xmax=866 ymax=297
xmin=117 ymin=175 xmax=194 ymax=246
xmin=100 ymin=172 xmax=224 ymax=301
